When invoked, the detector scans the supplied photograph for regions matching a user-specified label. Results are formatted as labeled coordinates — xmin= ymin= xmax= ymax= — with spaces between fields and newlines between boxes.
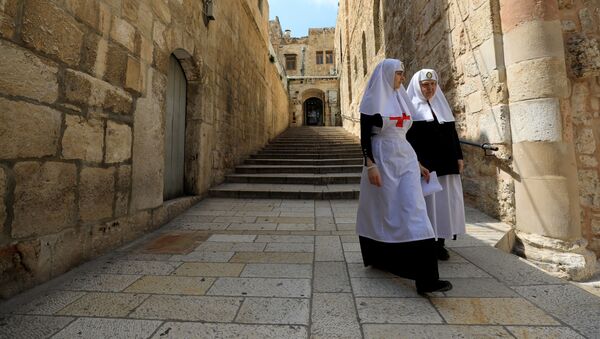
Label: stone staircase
xmin=209 ymin=127 xmax=362 ymax=199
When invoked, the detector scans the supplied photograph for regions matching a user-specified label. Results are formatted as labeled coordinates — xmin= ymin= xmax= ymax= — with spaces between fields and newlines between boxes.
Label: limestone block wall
xmin=289 ymin=78 xmax=340 ymax=126
xmin=337 ymin=0 xmax=599 ymax=258
xmin=0 ymin=0 xmax=289 ymax=298
xmin=559 ymin=0 xmax=600 ymax=254
xmin=271 ymin=27 xmax=336 ymax=77
xmin=270 ymin=21 xmax=340 ymax=126
xmin=337 ymin=0 xmax=514 ymax=222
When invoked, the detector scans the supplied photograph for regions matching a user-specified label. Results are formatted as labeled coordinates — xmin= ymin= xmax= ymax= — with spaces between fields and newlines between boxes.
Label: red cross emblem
xmin=390 ymin=113 xmax=410 ymax=127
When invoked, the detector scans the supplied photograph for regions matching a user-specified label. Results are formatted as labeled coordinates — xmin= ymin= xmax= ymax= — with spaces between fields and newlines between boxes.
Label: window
xmin=373 ymin=0 xmax=382 ymax=53
xmin=325 ymin=50 xmax=334 ymax=64
xmin=316 ymin=51 xmax=324 ymax=64
xmin=285 ymin=54 xmax=297 ymax=70
xmin=362 ymin=32 xmax=367 ymax=76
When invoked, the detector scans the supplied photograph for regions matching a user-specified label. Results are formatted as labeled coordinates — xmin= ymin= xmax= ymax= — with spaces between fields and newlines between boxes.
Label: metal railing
xmin=460 ymin=139 xmax=499 ymax=156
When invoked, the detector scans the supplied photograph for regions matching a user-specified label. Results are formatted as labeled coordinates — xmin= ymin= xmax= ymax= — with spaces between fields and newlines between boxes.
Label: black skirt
xmin=359 ymin=236 xmax=439 ymax=283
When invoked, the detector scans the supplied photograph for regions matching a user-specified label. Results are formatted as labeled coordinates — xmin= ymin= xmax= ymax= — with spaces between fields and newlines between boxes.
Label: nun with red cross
xmin=356 ymin=59 xmax=452 ymax=295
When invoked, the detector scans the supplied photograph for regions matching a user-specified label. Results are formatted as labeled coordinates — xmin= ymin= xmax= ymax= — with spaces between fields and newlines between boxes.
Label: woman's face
xmin=420 ymin=80 xmax=437 ymax=100
xmin=393 ymin=71 xmax=405 ymax=89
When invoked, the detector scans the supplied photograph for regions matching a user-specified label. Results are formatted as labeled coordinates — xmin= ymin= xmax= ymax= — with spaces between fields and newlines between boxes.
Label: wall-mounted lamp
xmin=205 ymin=0 xmax=215 ymax=21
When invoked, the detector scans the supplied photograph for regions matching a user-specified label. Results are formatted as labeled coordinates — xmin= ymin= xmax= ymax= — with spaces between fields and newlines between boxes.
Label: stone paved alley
xmin=1 ymin=197 xmax=599 ymax=338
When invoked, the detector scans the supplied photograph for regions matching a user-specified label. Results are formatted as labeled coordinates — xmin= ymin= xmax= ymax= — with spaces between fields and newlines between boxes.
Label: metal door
xmin=164 ymin=55 xmax=187 ymax=200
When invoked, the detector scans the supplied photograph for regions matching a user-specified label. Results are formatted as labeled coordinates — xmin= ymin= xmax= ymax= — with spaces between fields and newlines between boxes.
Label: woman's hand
xmin=368 ymin=166 xmax=382 ymax=187
xmin=420 ymin=164 xmax=430 ymax=183
xmin=458 ymin=159 xmax=464 ymax=174
xmin=366 ymin=159 xmax=382 ymax=187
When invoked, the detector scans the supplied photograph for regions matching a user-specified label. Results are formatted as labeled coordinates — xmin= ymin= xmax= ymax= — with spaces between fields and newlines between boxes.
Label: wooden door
xmin=164 ymin=56 xmax=187 ymax=200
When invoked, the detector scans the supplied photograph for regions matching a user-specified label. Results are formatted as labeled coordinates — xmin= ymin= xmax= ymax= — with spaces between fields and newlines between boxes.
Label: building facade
xmin=336 ymin=0 xmax=599 ymax=280
xmin=0 ymin=0 xmax=289 ymax=298
xmin=270 ymin=18 xmax=341 ymax=126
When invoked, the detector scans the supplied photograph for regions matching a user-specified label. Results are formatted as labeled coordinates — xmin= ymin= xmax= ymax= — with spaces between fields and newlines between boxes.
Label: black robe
xmin=406 ymin=109 xmax=463 ymax=177
xmin=358 ymin=113 xmax=440 ymax=286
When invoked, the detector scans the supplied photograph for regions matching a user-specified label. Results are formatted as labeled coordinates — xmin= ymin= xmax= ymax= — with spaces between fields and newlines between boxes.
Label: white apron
xmin=356 ymin=115 xmax=435 ymax=243
xmin=425 ymin=174 xmax=466 ymax=239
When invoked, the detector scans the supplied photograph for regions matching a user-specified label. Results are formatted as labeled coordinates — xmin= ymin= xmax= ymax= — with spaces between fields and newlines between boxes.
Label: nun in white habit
xmin=406 ymin=69 xmax=466 ymax=260
xmin=356 ymin=59 xmax=452 ymax=294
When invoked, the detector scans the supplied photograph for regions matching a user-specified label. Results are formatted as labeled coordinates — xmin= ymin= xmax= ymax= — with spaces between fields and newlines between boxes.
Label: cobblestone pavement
xmin=1 ymin=198 xmax=599 ymax=338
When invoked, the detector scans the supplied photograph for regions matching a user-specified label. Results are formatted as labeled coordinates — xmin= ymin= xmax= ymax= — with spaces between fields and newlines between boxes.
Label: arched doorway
xmin=164 ymin=55 xmax=187 ymax=200
xmin=304 ymin=97 xmax=324 ymax=126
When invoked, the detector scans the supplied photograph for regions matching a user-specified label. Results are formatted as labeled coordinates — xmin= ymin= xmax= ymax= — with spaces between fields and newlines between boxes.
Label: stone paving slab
xmin=207 ymin=277 xmax=311 ymax=298
xmin=240 ymin=263 xmax=313 ymax=278
xmin=124 ymin=276 xmax=215 ymax=295
xmin=56 ymin=292 xmax=149 ymax=317
xmin=0 ymin=315 xmax=74 ymax=339
xmin=1 ymin=198 xmax=598 ymax=339
xmin=236 ymin=297 xmax=310 ymax=325
xmin=150 ymin=322 xmax=308 ymax=339
xmin=362 ymin=324 xmax=513 ymax=339
xmin=56 ymin=273 xmax=142 ymax=292
xmin=430 ymin=297 xmax=560 ymax=325
xmin=356 ymin=297 xmax=443 ymax=324
xmin=52 ymin=318 xmax=162 ymax=339
xmin=173 ymin=262 xmax=245 ymax=277
xmin=2 ymin=290 xmax=86 ymax=315
xmin=310 ymin=293 xmax=361 ymax=339
xmin=229 ymin=251 xmax=313 ymax=264
xmin=513 ymin=284 xmax=600 ymax=338
xmin=313 ymin=261 xmax=352 ymax=293
xmin=129 ymin=295 xmax=242 ymax=322
xmin=505 ymin=326 xmax=587 ymax=339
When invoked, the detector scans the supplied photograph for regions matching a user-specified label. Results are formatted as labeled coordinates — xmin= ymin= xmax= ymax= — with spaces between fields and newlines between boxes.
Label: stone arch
xmin=172 ymin=48 xmax=201 ymax=83
xmin=301 ymin=89 xmax=326 ymax=126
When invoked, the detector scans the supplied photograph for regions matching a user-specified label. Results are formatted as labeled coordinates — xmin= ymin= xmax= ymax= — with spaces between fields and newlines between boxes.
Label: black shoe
xmin=437 ymin=246 xmax=450 ymax=261
xmin=416 ymin=280 xmax=453 ymax=295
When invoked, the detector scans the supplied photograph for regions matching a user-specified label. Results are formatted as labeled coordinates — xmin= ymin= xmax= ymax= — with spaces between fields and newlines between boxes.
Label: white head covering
xmin=359 ymin=59 xmax=416 ymax=117
xmin=406 ymin=69 xmax=455 ymax=122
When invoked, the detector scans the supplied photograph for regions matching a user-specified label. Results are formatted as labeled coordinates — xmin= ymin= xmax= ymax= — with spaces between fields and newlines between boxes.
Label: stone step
xmin=272 ymin=138 xmax=358 ymax=143
xmin=225 ymin=173 xmax=361 ymax=185
xmin=235 ymin=165 xmax=362 ymax=174
xmin=263 ymin=145 xmax=361 ymax=151
xmin=208 ymin=183 xmax=360 ymax=199
xmin=256 ymin=151 xmax=363 ymax=157
xmin=209 ymin=127 xmax=363 ymax=200
xmin=243 ymin=158 xmax=364 ymax=166
xmin=251 ymin=153 xmax=362 ymax=159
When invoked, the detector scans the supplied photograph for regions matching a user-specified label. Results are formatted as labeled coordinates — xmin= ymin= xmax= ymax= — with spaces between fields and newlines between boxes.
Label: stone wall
xmin=270 ymin=18 xmax=340 ymax=126
xmin=336 ymin=0 xmax=513 ymax=222
xmin=560 ymin=0 xmax=600 ymax=254
xmin=0 ymin=0 xmax=289 ymax=298
xmin=289 ymin=78 xmax=340 ymax=126
xmin=336 ymin=0 xmax=599 ymax=265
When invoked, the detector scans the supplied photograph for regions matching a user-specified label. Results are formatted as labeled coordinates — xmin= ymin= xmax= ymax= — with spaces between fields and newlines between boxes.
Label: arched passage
xmin=304 ymin=97 xmax=324 ymax=126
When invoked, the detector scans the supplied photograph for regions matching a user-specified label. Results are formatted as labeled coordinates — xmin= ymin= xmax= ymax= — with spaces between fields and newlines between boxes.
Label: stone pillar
xmin=501 ymin=0 xmax=596 ymax=280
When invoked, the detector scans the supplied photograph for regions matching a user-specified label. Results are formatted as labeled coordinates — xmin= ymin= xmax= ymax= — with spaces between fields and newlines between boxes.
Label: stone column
xmin=501 ymin=0 xmax=596 ymax=280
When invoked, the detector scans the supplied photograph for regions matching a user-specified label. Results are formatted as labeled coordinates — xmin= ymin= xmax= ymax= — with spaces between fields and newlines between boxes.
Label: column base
xmin=512 ymin=231 xmax=597 ymax=281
